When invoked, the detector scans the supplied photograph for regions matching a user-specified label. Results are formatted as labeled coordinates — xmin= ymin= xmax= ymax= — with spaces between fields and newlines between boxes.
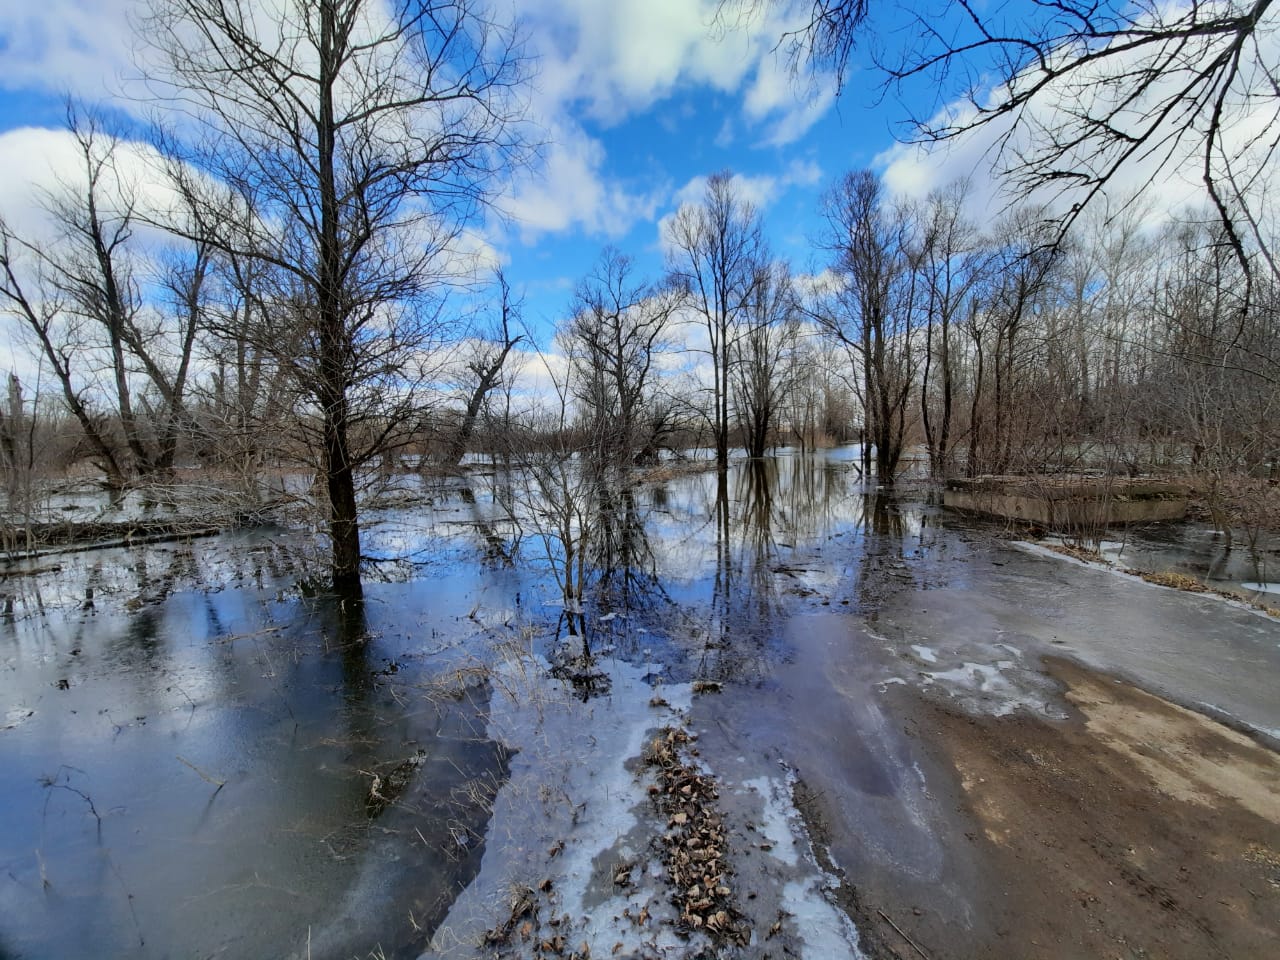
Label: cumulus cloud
xmin=520 ymin=0 xmax=752 ymax=121
xmin=500 ymin=120 xmax=666 ymax=241
xmin=495 ymin=1 xmax=840 ymax=244
xmin=655 ymin=158 xmax=825 ymax=254
xmin=743 ymin=46 xmax=838 ymax=147
xmin=0 ymin=0 xmax=139 ymax=102
xmin=874 ymin=6 xmax=1280 ymax=233
xmin=0 ymin=123 xmax=185 ymax=253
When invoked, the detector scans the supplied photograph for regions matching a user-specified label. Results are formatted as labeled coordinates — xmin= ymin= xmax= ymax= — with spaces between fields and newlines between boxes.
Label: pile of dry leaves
xmin=644 ymin=725 xmax=749 ymax=946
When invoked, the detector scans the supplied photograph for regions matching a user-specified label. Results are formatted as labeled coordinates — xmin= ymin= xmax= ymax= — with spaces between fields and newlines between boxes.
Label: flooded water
xmin=0 ymin=521 xmax=528 ymax=959
xmin=2 ymin=451 xmax=1278 ymax=958
xmin=1095 ymin=522 xmax=1279 ymax=595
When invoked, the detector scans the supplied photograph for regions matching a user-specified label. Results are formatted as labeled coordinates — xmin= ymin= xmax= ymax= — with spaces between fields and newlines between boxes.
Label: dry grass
xmin=1045 ymin=542 xmax=1106 ymax=565
xmin=1137 ymin=570 xmax=1208 ymax=592
xmin=1127 ymin=568 xmax=1280 ymax=617
xmin=634 ymin=459 xmax=719 ymax=485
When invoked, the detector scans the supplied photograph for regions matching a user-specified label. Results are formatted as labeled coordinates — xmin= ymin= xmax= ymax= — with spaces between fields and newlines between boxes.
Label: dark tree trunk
xmin=317 ymin=3 xmax=362 ymax=598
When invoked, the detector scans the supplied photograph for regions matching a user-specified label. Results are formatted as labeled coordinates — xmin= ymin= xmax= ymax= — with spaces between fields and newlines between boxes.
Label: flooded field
xmin=1 ymin=450 xmax=1277 ymax=959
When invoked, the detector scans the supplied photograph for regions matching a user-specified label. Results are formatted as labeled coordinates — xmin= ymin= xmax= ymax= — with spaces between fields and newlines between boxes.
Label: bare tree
xmin=980 ymin=209 xmax=1062 ymax=475
xmin=916 ymin=181 xmax=988 ymax=476
xmin=564 ymin=247 xmax=679 ymax=466
xmin=733 ymin=260 xmax=800 ymax=459
xmin=0 ymin=106 xmax=205 ymax=488
xmin=194 ymin=245 xmax=293 ymax=500
xmin=0 ymin=224 xmax=128 ymax=488
xmin=665 ymin=172 xmax=767 ymax=471
xmin=818 ymin=170 xmax=921 ymax=481
xmin=444 ymin=270 xmax=524 ymax=467
xmin=142 ymin=0 xmax=527 ymax=596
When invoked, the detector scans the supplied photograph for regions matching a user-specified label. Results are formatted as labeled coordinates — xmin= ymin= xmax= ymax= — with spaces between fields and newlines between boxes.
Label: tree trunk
xmin=318 ymin=3 xmax=361 ymax=598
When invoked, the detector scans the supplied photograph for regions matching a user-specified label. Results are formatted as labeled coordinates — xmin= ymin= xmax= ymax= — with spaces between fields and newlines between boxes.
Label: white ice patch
xmin=740 ymin=771 xmax=864 ymax=959
xmin=742 ymin=777 xmax=800 ymax=867
xmin=1242 ymin=581 xmax=1280 ymax=595
xmin=424 ymin=653 xmax=694 ymax=959
xmin=781 ymin=878 xmax=864 ymax=960
xmin=922 ymin=660 xmax=1058 ymax=718
xmin=910 ymin=644 xmax=937 ymax=664
xmin=1013 ymin=539 xmax=1103 ymax=567
xmin=3 ymin=706 xmax=34 ymax=730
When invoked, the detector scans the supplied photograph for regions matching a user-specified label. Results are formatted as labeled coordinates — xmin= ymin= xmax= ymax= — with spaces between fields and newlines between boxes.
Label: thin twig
xmin=210 ymin=625 xmax=283 ymax=645
xmin=176 ymin=755 xmax=226 ymax=792
xmin=878 ymin=909 xmax=931 ymax=960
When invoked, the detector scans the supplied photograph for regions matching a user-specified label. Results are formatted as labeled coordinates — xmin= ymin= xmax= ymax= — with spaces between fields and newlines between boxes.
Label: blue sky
xmin=0 ymin=0 xmax=1251 ymax=354
xmin=0 ymin=0 xmax=936 ymax=342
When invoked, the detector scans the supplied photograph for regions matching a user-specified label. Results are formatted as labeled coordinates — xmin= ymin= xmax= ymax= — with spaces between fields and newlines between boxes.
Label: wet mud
xmin=874 ymin=660 xmax=1280 ymax=960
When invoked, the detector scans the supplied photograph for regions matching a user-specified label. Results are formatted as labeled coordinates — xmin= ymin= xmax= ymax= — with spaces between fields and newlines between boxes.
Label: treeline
xmin=3 ymin=152 xmax=1278 ymax=519
xmin=522 ymin=170 xmax=1277 ymax=491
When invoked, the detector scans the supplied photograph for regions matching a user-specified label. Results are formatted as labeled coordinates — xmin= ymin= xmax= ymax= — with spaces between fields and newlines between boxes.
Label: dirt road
xmin=694 ymin=519 xmax=1280 ymax=960
xmin=810 ymin=657 xmax=1280 ymax=960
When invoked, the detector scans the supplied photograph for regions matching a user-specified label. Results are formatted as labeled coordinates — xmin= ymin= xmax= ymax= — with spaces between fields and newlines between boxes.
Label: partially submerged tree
xmin=143 ymin=0 xmax=527 ymax=596
xmin=916 ymin=181 xmax=988 ymax=476
xmin=818 ymin=170 xmax=921 ymax=481
xmin=444 ymin=270 xmax=524 ymax=467
xmin=733 ymin=260 xmax=800 ymax=459
xmin=665 ymin=172 xmax=767 ymax=471
xmin=564 ymin=247 xmax=679 ymax=466
xmin=0 ymin=106 xmax=205 ymax=489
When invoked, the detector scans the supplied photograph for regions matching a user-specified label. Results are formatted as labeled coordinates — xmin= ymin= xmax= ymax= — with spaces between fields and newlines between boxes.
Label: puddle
xmin=1241 ymin=581 xmax=1280 ymax=595
xmin=0 ymin=523 xmax=528 ymax=960
xmin=1098 ymin=523 xmax=1278 ymax=587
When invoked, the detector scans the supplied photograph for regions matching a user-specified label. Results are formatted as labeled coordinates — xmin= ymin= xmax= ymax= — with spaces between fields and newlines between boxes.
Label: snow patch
xmin=425 ymin=652 xmax=695 ymax=959
xmin=923 ymin=660 xmax=1060 ymax=718
xmin=3 ymin=706 xmax=34 ymax=730
xmin=781 ymin=878 xmax=864 ymax=960
xmin=740 ymin=770 xmax=864 ymax=959
xmin=742 ymin=776 xmax=800 ymax=867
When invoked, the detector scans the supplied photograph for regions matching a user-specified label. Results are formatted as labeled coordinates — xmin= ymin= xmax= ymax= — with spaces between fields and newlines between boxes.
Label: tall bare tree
xmin=444 ymin=270 xmax=524 ymax=467
xmin=564 ymin=247 xmax=679 ymax=466
xmin=665 ymin=172 xmax=766 ymax=471
xmin=143 ymin=0 xmax=527 ymax=596
xmin=0 ymin=106 xmax=205 ymax=488
xmin=733 ymin=260 xmax=800 ymax=459
xmin=819 ymin=170 xmax=921 ymax=481
xmin=916 ymin=182 xmax=987 ymax=476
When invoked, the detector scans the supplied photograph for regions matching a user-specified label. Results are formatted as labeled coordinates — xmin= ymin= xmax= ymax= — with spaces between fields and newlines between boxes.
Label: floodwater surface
xmin=2 ymin=451 xmax=1278 ymax=959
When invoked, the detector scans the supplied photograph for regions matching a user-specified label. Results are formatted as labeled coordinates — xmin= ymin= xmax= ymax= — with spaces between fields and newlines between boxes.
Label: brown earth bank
xmin=809 ymin=659 xmax=1280 ymax=960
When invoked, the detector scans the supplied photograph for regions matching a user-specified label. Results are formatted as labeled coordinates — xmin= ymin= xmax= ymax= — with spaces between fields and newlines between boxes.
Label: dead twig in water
xmin=39 ymin=767 xmax=103 ymax=840
xmin=878 ymin=909 xmax=931 ymax=960
xmin=210 ymin=625 xmax=284 ymax=645
xmin=176 ymin=755 xmax=226 ymax=792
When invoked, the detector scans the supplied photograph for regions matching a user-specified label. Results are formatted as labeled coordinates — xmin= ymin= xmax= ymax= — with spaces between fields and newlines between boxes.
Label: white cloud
xmin=0 ymin=124 xmax=183 ymax=249
xmin=502 ymin=0 xmax=839 ymax=241
xmin=1 ymin=1 xmax=842 ymax=252
xmin=743 ymin=47 xmax=838 ymax=147
xmin=521 ymin=0 xmax=753 ymax=121
xmin=656 ymin=158 xmax=825 ymax=252
xmin=874 ymin=7 xmax=1280 ymax=232
xmin=0 ymin=0 xmax=139 ymax=102
xmin=500 ymin=121 xmax=666 ymax=241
